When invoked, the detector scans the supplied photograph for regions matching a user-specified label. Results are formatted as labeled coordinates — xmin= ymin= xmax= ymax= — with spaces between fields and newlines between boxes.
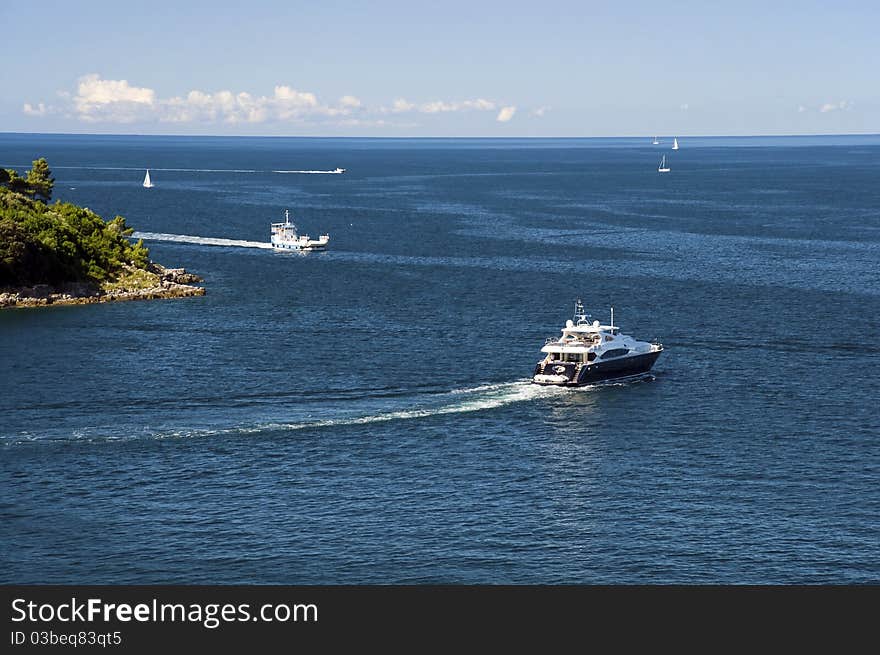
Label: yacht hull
xmin=533 ymin=350 xmax=662 ymax=386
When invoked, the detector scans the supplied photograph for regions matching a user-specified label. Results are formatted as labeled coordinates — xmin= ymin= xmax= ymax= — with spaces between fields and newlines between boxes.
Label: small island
xmin=0 ymin=158 xmax=204 ymax=309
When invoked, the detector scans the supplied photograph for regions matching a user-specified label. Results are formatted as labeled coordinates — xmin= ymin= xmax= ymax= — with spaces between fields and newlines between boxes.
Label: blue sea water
xmin=1 ymin=133 xmax=878 ymax=583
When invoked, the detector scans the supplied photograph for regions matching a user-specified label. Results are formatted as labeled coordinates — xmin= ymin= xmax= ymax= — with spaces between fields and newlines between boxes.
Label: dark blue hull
xmin=533 ymin=349 xmax=662 ymax=386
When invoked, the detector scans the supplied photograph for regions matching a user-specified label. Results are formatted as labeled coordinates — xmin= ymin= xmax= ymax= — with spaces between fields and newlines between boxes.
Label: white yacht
xmin=143 ymin=169 xmax=154 ymax=188
xmin=672 ymin=137 xmax=679 ymax=150
xmin=658 ymin=155 xmax=671 ymax=173
xmin=333 ymin=167 xmax=346 ymax=174
xmin=270 ymin=210 xmax=329 ymax=251
xmin=533 ymin=299 xmax=663 ymax=386
xmin=652 ymin=136 xmax=660 ymax=145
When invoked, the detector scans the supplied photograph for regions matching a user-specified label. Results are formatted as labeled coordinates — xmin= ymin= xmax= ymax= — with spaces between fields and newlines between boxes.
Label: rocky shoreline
xmin=0 ymin=263 xmax=205 ymax=309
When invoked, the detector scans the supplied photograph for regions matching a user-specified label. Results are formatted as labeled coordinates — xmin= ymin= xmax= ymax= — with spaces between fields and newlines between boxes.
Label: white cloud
xmin=388 ymin=98 xmax=415 ymax=113
xmin=72 ymin=73 xmax=155 ymax=122
xmin=797 ymin=105 xmax=807 ymax=113
xmin=679 ymin=103 xmax=689 ymax=111
xmin=163 ymin=89 xmax=266 ymax=123
xmin=418 ymin=99 xmax=496 ymax=114
xmin=274 ymin=85 xmax=318 ymax=106
xmin=496 ymin=106 xmax=517 ymax=122
xmin=384 ymin=97 xmax=496 ymax=114
xmin=53 ymin=75 xmax=355 ymax=124
xmin=25 ymin=75 xmax=517 ymax=128
xmin=272 ymin=85 xmax=320 ymax=120
xmin=819 ymin=100 xmax=851 ymax=113
xmin=420 ymin=100 xmax=458 ymax=113
xmin=23 ymin=102 xmax=48 ymax=116
xmin=463 ymin=98 xmax=495 ymax=111
xmin=76 ymin=73 xmax=155 ymax=106
xmin=530 ymin=106 xmax=550 ymax=117
xmin=336 ymin=118 xmax=392 ymax=127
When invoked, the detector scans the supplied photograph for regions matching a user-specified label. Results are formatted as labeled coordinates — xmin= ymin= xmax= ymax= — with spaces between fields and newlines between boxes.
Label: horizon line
xmin=2 ymin=131 xmax=880 ymax=140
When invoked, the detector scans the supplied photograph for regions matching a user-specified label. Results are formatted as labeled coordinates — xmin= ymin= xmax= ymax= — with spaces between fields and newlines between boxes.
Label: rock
xmin=174 ymin=272 xmax=203 ymax=284
xmin=20 ymin=285 xmax=52 ymax=299
xmin=1 ymin=262 xmax=205 ymax=310
xmin=155 ymin=265 xmax=203 ymax=285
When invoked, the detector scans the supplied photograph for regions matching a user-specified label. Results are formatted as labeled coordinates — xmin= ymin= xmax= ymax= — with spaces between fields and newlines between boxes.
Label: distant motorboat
xmin=143 ymin=169 xmax=154 ymax=188
xmin=652 ymin=136 xmax=660 ymax=145
xmin=658 ymin=155 xmax=671 ymax=173
xmin=333 ymin=167 xmax=346 ymax=174
xmin=672 ymin=137 xmax=679 ymax=150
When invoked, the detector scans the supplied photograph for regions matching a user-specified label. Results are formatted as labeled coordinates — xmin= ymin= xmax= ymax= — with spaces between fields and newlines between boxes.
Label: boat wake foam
xmin=3 ymin=380 xmax=568 ymax=445
xmin=266 ymin=380 xmax=564 ymax=432
xmin=3 ymin=374 xmax=659 ymax=447
xmin=132 ymin=232 xmax=273 ymax=249
xmin=272 ymin=170 xmax=344 ymax=174
xmin=3 ymin=164 xmax=344 ymax=174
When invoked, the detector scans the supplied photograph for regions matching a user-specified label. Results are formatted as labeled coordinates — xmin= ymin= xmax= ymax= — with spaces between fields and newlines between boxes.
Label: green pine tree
xmin=26 ymin=158 xmax=55 ymax=202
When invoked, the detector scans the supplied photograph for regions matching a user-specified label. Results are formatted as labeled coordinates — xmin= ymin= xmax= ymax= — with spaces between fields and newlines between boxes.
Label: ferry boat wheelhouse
xmin=533 ymin=299 xmax=663 ymax=386
xmin=270 ymin=210 xmax=329 ymax=251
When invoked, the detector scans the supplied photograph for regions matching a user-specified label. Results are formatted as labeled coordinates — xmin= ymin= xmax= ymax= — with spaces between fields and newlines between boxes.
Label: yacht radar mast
xmin=574 ymin=298 xmax=591 ymax=326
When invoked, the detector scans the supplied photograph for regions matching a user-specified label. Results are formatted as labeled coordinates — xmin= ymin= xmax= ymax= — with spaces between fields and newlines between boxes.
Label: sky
xmin=2 ymin=0 xmax=877 ymax=136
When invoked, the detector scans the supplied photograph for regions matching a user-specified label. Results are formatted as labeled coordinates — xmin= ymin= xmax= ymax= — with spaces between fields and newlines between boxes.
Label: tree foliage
xmin=3 ymin=168 xmax=30 ymax=196
xmin=25 ymin=158 xmax=54 ymax=202
xmin=1 ymin=159 xmax=55 ymax=201
xmin=0 ymin=161 xmax=150 ymax=288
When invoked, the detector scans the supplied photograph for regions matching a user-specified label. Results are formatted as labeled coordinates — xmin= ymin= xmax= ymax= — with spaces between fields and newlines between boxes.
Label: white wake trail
xmin=28 ymin=165 xmax=259 ymax=173
xmin=273 ymin=170 xmax=344 ymax=174
xmin=132 ymin=231 xmax=273 ymax=249
xmin=268 ymin=380 xmax=567 ymax=432
xmin=4 ymin=380 xmax=584 ymax=446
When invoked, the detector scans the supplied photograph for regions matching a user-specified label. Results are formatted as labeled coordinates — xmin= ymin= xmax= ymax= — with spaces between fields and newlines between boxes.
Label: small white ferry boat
xmin=333 ymin=167 xmax=346 ymax=174
xmin=270 ymin=210 xmax=329 ymax=251
xmin=533 ymin=299 xmax=663 ymax=386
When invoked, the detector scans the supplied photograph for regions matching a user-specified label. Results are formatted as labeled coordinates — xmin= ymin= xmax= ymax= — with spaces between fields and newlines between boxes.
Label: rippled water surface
xmin=2 ymin=134 xmax=879 ymax=583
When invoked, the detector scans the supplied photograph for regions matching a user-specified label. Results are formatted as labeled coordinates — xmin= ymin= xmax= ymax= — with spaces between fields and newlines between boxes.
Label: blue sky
xmin=2 ymin=0 xmax=877 ymax=136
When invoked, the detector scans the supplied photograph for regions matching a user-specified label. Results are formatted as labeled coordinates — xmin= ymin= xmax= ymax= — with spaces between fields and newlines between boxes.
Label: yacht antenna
xmin=611 ymin=306 xmax=614 ymax=328
xmin=574 ymin=298 xmax=590 ymax=325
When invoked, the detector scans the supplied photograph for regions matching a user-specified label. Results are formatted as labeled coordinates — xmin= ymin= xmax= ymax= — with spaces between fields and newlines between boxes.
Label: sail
xmin=672 ymin=138 xmax=679 ymax=150
xmin=143 ymin=169 xmax=153 ymax=187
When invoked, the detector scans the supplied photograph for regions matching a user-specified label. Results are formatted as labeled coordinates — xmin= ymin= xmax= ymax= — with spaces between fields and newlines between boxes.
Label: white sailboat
xmin=671 ymin=137 xmax=679 ymax=150
xmin=658 ymin=155 xmax=670 ymax=173
xmin=143 ymin=169 xmax=154 ymax=188
xmin=652 ymin=136 xmax=660 ymax=145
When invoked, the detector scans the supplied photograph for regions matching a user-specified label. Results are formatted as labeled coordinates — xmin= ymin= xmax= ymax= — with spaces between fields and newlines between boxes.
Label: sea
xmin=1 ymin=133 xmax=878 ymax=584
